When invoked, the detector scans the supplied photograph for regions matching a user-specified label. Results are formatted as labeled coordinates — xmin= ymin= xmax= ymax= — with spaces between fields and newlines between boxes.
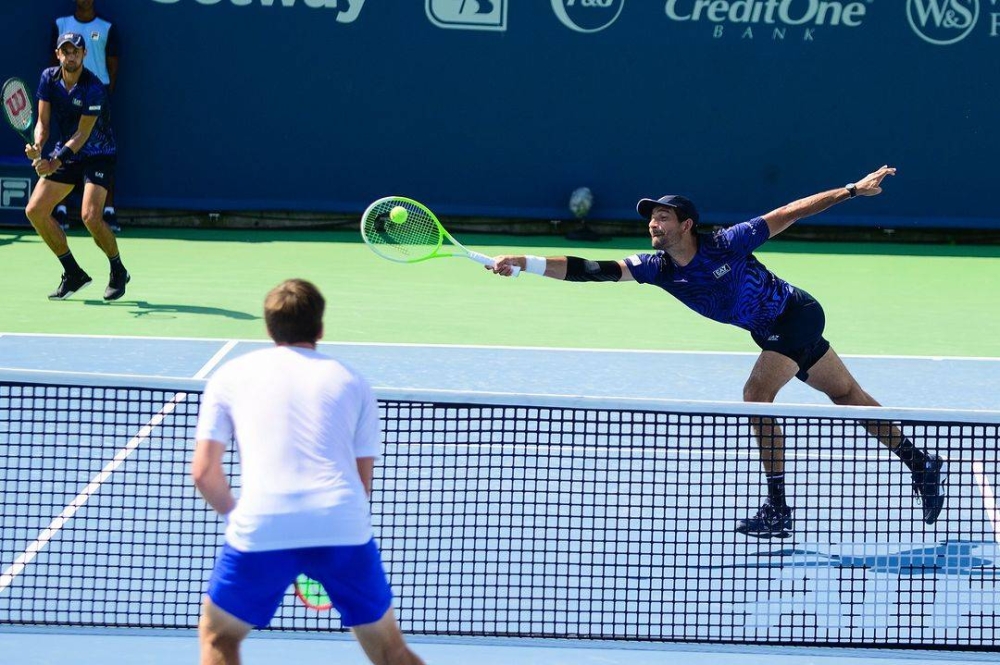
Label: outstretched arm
xmin=488 ymin=256 xmax=635 ymax=282
xmin=763 ymin=165 xmax=896 ymax=238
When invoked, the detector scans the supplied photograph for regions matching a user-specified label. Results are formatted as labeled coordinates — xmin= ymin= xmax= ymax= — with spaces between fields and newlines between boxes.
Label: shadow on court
xmin=80 ymin=299 xmax=259 ymax=321
xmin=0 ymin=233 xmax=32 ymax=248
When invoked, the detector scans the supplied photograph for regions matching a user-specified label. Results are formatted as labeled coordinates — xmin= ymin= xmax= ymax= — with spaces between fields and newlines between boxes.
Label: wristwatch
xmin=845 ymin=183 xmax=858 ymax=198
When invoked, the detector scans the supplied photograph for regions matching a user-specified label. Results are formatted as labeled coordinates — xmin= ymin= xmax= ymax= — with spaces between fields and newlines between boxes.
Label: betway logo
xmin=150 ymin=0 xmax=365 ymax=23
xmin=665 ymin=0 xmax=868 ymax=27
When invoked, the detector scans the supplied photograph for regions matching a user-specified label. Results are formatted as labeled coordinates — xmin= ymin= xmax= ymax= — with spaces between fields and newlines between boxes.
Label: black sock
xmin=57 ymin=251 xmax=84 ymax=276
xmin=766 ymin=473 xmax=787 ymax=507
xmin=892 ymin=438 xmax=928 ymax=472
xmin=109 ymin=254 xmax=126 ymax=274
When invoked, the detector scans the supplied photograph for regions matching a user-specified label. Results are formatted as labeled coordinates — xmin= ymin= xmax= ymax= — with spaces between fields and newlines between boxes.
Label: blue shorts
xmin=206 ymin=538 xmax=393 ymax=628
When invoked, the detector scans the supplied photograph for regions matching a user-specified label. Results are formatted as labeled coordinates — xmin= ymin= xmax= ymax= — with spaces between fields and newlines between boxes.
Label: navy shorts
xmin=751 ymin=287 xmax=831 ymax=382
xmin=206 ymin=538 xmax=393 ymax=629
xmin=46 ymin=157 xmax=115 ymax=191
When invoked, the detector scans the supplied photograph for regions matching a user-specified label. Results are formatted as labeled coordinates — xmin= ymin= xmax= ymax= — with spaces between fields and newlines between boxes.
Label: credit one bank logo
xmin=664 ymin=0 xmax=870 ymax=39
xmin=551 ymin=0 xmax=627 ymax=33
xmin=907 ymin=0 xmax=979 ymax=45
xmin=149 ymin=0 xmax=366 ymax=24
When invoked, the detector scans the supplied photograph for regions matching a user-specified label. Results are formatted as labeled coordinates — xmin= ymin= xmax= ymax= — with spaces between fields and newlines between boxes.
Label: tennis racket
xmin=2 ymin=77 xmax=36 ymax=144
xmin=360 ymin=196 xmax=520 ymax=276
xmin=293 ymin=574 xmax=332 ymax=611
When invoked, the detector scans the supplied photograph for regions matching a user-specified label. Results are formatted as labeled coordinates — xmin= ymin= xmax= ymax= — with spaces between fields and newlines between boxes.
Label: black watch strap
xmin=845 ymin=183 xmax=858 ymax=198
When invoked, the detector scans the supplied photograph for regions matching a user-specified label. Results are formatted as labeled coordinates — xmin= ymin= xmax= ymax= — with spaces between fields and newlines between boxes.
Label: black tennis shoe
xmin=912 ymin=455 xmax=946 ymax=525
xmin=104 ymin=270 xmax=130 ymax=301
xmin=48 ymin=271 xmax=92 ymax=300
xmin=736 ymin=499 xmax=793 ymax=539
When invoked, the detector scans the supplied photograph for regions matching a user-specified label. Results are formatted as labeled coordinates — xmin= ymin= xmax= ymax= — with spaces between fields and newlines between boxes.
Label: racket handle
xmin=467 ymin=251 xmax=521 ymax=278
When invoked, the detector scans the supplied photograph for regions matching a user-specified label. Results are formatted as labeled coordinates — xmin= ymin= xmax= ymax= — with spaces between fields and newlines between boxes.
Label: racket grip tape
xmin=467 ymin=251 xmax=521 ymax=277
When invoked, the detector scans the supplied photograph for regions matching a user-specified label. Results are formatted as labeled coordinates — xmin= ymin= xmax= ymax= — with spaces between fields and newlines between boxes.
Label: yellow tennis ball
xmin=389 ymin=206 xmax=408 ymax=224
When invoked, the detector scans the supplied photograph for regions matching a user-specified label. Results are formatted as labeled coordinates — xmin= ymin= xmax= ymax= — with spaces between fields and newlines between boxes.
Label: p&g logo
xmin=551 ymin=0 xmax=626 ymax=33
xmin=907 ymin=0 xmax=979 ymax=45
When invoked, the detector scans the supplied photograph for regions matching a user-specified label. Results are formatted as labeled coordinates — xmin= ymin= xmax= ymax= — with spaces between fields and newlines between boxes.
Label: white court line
xmin=0 ymin=341 xmax=236 ymax=593
xmin=1 ymin=331 xmax=998 ymax=362
xmin=972 ymin=461 xmax=1000 ymax=543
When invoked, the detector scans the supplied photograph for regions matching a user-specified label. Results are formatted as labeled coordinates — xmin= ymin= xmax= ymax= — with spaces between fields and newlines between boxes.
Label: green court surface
xmin=1 ymin=227 xmax=998 ymax=357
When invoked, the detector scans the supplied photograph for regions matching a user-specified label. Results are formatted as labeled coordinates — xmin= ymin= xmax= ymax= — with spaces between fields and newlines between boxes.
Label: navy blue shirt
xmin=623 ymin=217 xmax=793 ymax=337
xmin=36 ymin=66 xmax=116 ymax=161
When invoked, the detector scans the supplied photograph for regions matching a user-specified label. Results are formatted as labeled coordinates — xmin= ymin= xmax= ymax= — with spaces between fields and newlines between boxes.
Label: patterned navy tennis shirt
xmin=36 ymin=66 xmax=116 ymax=162
xmin=623 ymin=216 xmax=793 ymax=337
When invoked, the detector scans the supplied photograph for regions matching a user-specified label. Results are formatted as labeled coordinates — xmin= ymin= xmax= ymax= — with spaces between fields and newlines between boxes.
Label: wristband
xmin=54 ymin=146 xmax=74 ymax=163
xmin=524 ymin=255 xmax=546 ymax=276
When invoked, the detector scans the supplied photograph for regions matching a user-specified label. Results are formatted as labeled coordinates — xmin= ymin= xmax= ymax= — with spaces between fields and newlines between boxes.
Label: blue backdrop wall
xmin=2 ymin=1 xmax=997 ymax=227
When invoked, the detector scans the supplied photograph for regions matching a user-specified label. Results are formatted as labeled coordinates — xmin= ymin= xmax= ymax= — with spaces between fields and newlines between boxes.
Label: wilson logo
xmin=4 ymin=89 xmax=28 ymax=117
xmin=907 ymin=0 xmax=979 ymax=45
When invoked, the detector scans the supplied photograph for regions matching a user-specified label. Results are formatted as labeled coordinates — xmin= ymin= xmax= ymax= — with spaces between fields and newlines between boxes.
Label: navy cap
xmin=636 ymin=195 xmax=699 ymax=225
xmin=56 ymin=32 xmax=85 ymax=50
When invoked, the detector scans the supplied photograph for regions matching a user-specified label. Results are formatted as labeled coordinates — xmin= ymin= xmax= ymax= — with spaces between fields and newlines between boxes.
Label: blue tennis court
xmin=1 ymin=333 xmax=998 ymax=408
xmin=1 ymin=334 xmax=998 ymax=664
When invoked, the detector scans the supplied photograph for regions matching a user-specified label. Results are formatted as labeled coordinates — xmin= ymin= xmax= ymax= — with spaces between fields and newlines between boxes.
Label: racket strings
xmin=361 ymin=199 xmax=442 ymax=262
xmin=295 ymin=574 xmax=332 ymax=610
xmin=2 ymin=80 xmax=33 ymax=133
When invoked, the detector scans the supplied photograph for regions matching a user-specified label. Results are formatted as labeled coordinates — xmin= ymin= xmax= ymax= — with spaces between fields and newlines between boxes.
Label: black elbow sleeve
xmin=564 ymin=256 xmax=622 ymax=282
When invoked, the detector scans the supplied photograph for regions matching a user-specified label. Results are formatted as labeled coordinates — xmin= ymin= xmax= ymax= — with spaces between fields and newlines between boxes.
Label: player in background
xmin=51 ymin=0 xmax=121 ymax=232
xmin=25 ymin=32 xmax=129 ymax=301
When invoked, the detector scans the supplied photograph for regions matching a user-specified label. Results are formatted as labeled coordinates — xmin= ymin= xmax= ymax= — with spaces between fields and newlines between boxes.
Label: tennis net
xmin=1 ymin=369 xmax=998 ymax=648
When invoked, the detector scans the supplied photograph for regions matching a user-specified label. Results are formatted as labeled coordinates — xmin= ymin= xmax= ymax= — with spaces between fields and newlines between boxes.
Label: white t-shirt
xmin=196 ymin=346 xmax=382 ymax=551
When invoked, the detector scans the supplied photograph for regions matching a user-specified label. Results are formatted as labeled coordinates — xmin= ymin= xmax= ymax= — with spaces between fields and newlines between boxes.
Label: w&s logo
xmin=907 ymin=0 xmax=979 ymax=45
xmin=551 ymin=0 xmax=626 ymax=33
xmin=426 ymin=0 xmax=508 ymax=31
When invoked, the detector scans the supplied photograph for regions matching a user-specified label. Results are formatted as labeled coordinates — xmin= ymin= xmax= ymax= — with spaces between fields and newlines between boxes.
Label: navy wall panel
xmin=1 ymin=1 xmax=997 ymax=228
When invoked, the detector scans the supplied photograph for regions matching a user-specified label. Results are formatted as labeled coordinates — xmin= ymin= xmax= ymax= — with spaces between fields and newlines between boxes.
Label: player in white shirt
xmin=192 ymin=279 xmax=423 ymax=665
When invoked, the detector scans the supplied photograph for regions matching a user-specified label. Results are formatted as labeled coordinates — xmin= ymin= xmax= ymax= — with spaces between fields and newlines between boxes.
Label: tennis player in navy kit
xmin=489 ymin=166 xmax=945 ymax=538
xmin=24 ymin=32 xmax=129 ymax=301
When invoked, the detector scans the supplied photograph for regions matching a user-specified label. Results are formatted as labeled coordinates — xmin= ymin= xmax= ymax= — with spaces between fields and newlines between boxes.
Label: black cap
xmin=56 ymin=32 xmax=85 ymax=50
xmin=636 ymin=195 xmax=699 ymax=225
